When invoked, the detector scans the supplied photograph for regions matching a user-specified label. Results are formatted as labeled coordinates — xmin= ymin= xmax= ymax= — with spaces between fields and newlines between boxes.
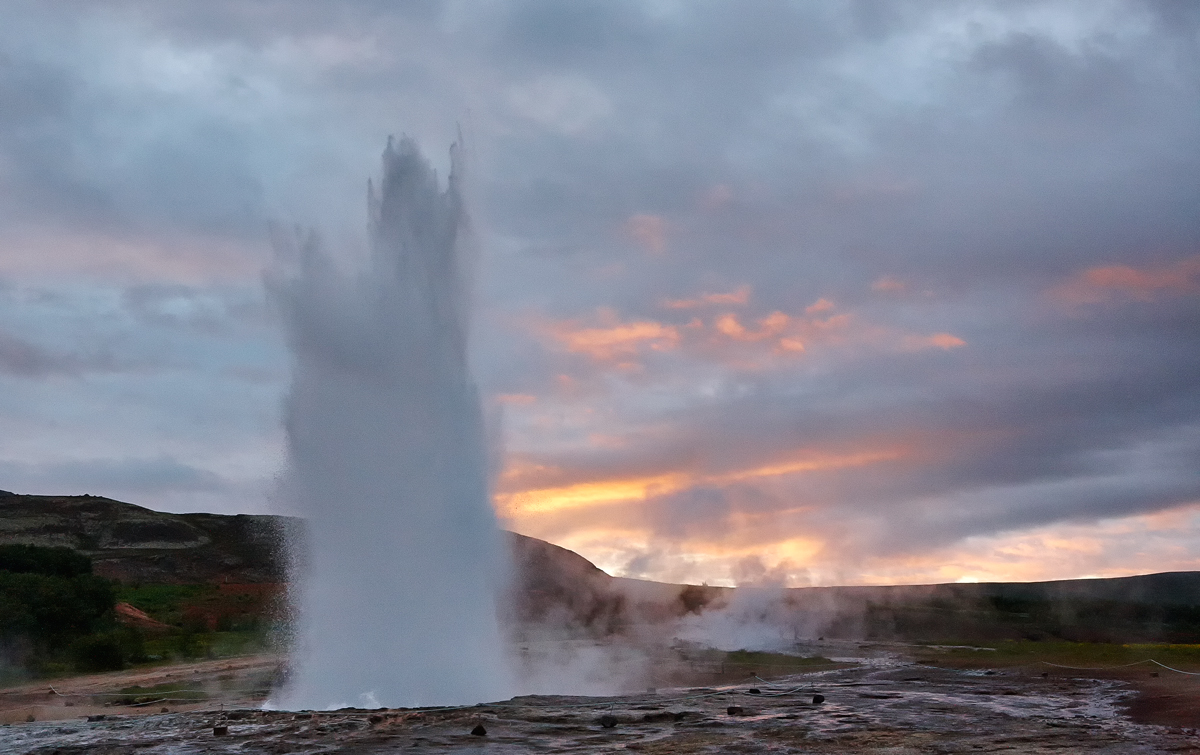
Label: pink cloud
xmin=1049 ymin=255 xmax=1200 ymax=306
xmin=871 ymin=276 xmax=907 ymax=293
xmin=536 ymin=294 xmax=964 ymax=370
xmin=662 ymin=284 xmax=751 ymax=309
xmin=804 ymin=298 xmax=835 ymax=314
xmin=540 ymin=309 xmax=680 ymax=362
xmin=900 ymin=332 xmax=967 ymax=351
xmin=0 ymin=229 xmax=265 ymax=284
xmin=623 ymin=213 xmax=668 ymax=254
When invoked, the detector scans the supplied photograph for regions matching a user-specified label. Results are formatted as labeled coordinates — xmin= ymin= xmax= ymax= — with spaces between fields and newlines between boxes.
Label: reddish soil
xmin=1121 ymin=674 xmax=1200 ymax=729
xmin=114 ymin=602 xmax=172 ymax=633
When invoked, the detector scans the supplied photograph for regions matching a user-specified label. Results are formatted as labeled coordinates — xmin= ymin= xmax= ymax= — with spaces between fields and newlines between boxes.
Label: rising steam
xmin=269 ymin=136 xmax=512 ymax=709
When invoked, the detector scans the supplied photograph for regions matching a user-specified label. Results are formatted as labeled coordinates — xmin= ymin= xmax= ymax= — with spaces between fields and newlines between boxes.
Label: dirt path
xmin=0 ymin=655 xmax=280 ymax=724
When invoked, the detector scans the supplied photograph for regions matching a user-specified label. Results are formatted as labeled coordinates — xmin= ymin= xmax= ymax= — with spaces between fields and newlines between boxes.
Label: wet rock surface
xmin=2 ymin=663 xmax=1197 ymax=753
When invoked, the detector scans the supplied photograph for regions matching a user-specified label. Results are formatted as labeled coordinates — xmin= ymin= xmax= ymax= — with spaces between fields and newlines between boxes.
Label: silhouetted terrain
xmin=0 ymin=491 xmax=290 ymax=584
xmin=2 ymin=490 xmax=1198 ymax=644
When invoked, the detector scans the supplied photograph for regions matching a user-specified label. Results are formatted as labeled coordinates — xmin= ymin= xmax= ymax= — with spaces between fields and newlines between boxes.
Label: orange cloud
xmin=536 ymin=296 xmax=962 ymax=371
xmin=499 ymin=472 xmax=688 ymax=515
xmin=871 ymin=276 xmax=906 ymax=293
xmin=624 ymin=213 xmax=668 ymax=254
xmin=542 ymin=310 xmax=680 ymax=361
xmin=495 ymin=393 xmax=537 ymax=405
xmin=497 ymin=447 xmax=903 ymax=517
xmin=849 ymin=503 xmax=1200 ymax=586
xmin=512 ymin=498 xmax=1200 ymax=587
xmin=712 ymin=311 xmax=791 ymax=342
xmin=804 ymin=298 xmax=835 ymax=314
xmin=1 ymin=229 xmax=265 ymax=283
xmin=720 ymin=449 xmax=902 ymax=483
xmin=899 ymin=332 xmax=967 ymax=351
xmin=662 ymin=284 xmax=751 ymax=309
xmin=1049 ymin=255 xmax=1200 ymax=305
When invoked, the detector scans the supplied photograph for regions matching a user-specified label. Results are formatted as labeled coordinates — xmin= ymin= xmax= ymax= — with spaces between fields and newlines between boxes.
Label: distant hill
xmin=2 ymin=490 xmax=1198 ymax=644
xmin=0 ymin=490 xmax=633 ymax=632
xmin=0 ymin=491 xmax=291 ymax=584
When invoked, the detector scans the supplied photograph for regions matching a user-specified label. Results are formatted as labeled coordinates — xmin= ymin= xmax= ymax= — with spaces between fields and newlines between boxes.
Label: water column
xmin=271 ymin=136 xmax=512 ymax=709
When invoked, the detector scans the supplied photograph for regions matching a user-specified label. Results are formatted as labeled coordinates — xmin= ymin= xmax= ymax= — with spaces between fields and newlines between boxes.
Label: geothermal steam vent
xmin=271 ymin=137 xmax=512 ymax=709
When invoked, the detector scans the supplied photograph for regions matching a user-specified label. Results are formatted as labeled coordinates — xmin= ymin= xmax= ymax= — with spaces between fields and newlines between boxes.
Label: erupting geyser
xmin=270 ymin=136 xmax=512 ymax=709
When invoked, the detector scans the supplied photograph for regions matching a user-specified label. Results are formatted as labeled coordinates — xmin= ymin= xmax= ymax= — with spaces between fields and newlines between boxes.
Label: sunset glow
xmin=2 ymin=1 xmax=1197 ymax=589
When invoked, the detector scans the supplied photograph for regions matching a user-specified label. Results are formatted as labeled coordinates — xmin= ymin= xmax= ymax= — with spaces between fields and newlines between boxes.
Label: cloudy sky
xmin=2 ymin=0 xmax=1198 ymax=586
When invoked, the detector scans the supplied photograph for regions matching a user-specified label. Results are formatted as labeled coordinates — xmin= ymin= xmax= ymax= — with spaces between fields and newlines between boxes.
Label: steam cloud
xmin=269 ymin=136 xmax=512 ymax=709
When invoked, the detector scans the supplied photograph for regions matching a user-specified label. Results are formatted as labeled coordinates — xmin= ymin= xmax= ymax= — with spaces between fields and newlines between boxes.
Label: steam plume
xmin=270 ymin=136 xmax=511 ymax=709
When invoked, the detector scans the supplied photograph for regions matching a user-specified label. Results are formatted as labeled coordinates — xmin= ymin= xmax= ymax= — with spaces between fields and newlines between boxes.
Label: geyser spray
xmin=270 ymin=136 xmax=512 ymax=709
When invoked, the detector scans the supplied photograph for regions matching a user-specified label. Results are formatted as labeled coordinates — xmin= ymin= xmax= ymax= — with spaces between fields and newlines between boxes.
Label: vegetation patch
xmin=723 ymin=650 xmax=837 ymax=668
xmin=0 ymin=545 xmax=133 ymax=677
xmin=918 ymin=639 xmax=1200 ymax=672
xmin=113 ymin=681 xmax=209 ymax=705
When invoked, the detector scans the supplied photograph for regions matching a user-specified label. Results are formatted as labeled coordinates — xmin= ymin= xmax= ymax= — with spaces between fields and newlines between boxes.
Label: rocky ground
xmin=2 ymin=647 xmax=1197 ymax=754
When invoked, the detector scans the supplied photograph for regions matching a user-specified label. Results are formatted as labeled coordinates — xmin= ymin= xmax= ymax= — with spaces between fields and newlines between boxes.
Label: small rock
xmin=812 ymin=694 xmax=825 ymax=705
xmin=598 ymin=714 xmax=618 ymax=728
xmin=369 ymin=714 xmax=384 ymax=724
xmin=747 ymin=688 xmax=761 ymax=695
xmin=25 ymin=714 xmax=34 ymax=723
xmin=161 ymin=707 xmax=169 ymax=713
xmin=1150 ymin=672 xmax=1159 ymax=678
xmin=86 ymin=715 xmax=106 ymax=722
xmin=213 ymin=725 xmax=228 ymax=736
xmin=726 ymin=706 xmax=744 ymax=716
xmin=470 ymin=723 xmax=487 ymax=736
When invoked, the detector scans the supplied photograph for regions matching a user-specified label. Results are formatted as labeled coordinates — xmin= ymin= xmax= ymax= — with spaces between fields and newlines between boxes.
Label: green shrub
xmin=0 ymin=545 xmax=92 ymax=578
xmin=69 ymin=633 xmax=125 ymax=672
xmin=0 ymin=545 xmax=119 ymax=674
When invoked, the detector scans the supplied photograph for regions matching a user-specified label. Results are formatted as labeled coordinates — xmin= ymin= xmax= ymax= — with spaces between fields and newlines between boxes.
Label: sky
xmin=1 ymin=0 xmax=1198 ymax=587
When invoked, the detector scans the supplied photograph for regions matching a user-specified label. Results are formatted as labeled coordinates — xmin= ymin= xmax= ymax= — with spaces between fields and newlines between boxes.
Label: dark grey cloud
xmin=0 ymin=0 xmax=1197 ymax=578
xmin=0 ymin=328 xmax=78 ymax=376
xmin=0 ymin=455 xmax=230 ymax=495
xmin=0 ymin=327 xmax=124 ymax=377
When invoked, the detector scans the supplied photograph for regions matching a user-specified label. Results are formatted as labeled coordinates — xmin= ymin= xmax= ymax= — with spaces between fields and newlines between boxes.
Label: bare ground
xmin=1 ymin=648 xmax=1197 ymax=753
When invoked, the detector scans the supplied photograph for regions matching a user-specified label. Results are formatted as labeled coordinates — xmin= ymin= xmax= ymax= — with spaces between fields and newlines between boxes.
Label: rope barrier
xmin=345 ymin=672 xmax=818 ymax=717
xmin=1038 ymin=659 xmax=1200 ymax=676
xmin=1039 ymin=659 xmax=1157 ymax=671
xmin=1147 ymin=659 xmax=1200 ymax=676
xmin=748 ymin=674 xmax=821 ymax=697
